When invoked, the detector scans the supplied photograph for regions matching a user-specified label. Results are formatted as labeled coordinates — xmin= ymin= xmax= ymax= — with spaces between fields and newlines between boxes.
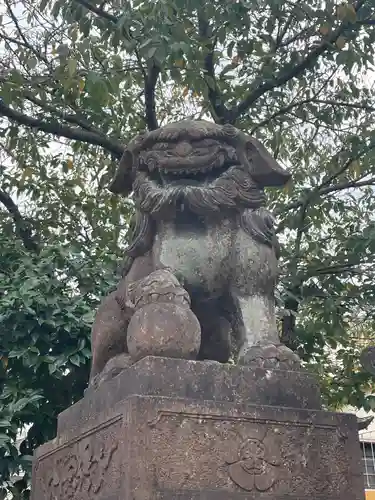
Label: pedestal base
xmin=31 ymin=358 xmax=364 ymax=500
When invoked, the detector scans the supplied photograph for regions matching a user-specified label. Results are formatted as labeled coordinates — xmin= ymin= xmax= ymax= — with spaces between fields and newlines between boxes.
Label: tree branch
xmin=0 ymin=101 xmax=124 ymax=157
xmin=275 ymin=2 xmax=305 ymax=48
xmin=359 ymin=19 xmax=375 ymax=25
xmin=4 ymin=0 xmax=50 ymax=66
xmin=319 ymin=177 xmax=375 ymax=196
xmin=0 ymin=187 xmax=39 ymax=252
xmin=300 ymin=256 xmax=373 ymax=279
xmin=23 ymin=92 xmax=100 ymax=134
xmin=0 ymin=34 xmax=44 ymax=60
xmin=314 ymin=99 xmax=375 ymax=113
xmin=280 ymin=200 xmax=308 ymax=348
xmin=198 ymin=13 xmax=229 ymax=123
xmin=277 ymin=141 xmax=375 ymax=216
xmin=73 ymin=0 xmax=117 ymax=23
xmin=144 ymin=62 xmax=159 ymax=131
xmin=73 ymin=0 xmax=157 ymax=130
xmin=251 ymin=97 xmax=315 ymax=133
xmin=251 ymin=97 xmax=375 ymax=133
xmin=278 ymin=27 xmax=314 ymax=49
xmin=229 ymin=0 xmax=367 ymax=123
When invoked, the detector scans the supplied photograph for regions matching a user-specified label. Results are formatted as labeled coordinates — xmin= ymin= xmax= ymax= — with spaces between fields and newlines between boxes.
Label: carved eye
xmin=151 ymin=142 xmax=170 ymax=150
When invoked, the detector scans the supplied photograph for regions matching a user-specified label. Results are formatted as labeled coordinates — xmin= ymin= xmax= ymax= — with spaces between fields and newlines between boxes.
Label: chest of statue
xmin=154 ymin=219 xmax=233 ymax=292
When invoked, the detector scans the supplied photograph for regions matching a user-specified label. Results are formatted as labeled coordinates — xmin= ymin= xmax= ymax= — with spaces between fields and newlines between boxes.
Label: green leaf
xmin=81 ymin=347 xmax=92 ymax=358
xmin=19 ymin=454 xmax=33 ymax=465
xmin=67 ymin=58 xmax=77 ymax=77
xmin=11 ymin=399 xmax=30 ymax=413
xmin=27 ymin=58 xmax=38 ymax=70
xmin=48 ymin=363 xmax=57 ymax=374
xmin=70 ymin=354 xmax=81 ymax=366
xmin=8 ymin=349 xmax=27 ymax=359
xmin=0 ymin=434 xmax=10 ymax=446
xmin=86 ymin=72 xmax=109 ymax=105
xmin=147 ymin=46 xmax=158 ymax=59
xmin=28 ymin=394 xmax=44 ymax=405
xmin=82 ymin=310 xmax=95 ymax=324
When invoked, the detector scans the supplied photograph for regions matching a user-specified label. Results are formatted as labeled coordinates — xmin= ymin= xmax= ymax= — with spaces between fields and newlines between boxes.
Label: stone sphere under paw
xmin=127 ymin=302 xmax=201 ymax=362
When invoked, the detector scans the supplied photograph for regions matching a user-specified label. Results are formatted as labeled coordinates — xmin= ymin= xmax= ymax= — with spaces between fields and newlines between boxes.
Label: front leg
xmin=231 ymin=228 xmax=300 ymax=369
xmin=231 ymin=291 xmax=300 ymax=369
xmin=230 ymin=291 xmax=299 ymax=369
xmin=231 ymin=291 xmax=279 ymax=357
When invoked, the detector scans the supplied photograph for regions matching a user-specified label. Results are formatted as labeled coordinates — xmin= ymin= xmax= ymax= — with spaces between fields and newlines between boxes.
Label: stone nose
xmin=174 ymin=141 xmax=193 ymax=157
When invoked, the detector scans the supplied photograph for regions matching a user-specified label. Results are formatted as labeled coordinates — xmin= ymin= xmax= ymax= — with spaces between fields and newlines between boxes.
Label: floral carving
xmin=227 ymin=430 xmax=281 ymax=492
xmin=40 ymin=438 xmax=118 ymax=499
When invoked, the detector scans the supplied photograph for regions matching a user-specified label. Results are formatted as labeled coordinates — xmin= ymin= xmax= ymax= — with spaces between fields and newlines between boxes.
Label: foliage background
xmin=1 ymin=0 xmax=375 ymax=496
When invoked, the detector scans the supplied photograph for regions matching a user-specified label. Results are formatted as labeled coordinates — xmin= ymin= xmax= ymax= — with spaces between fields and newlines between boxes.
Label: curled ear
xmin=246 ymin=137 xmax=291 ymax=188
xmin=109 ymin=149 xmax=134 ymax=195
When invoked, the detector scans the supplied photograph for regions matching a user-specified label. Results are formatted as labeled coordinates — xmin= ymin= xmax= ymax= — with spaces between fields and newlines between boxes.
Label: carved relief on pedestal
xmin=34 ymin=418 xmax=121 ymax=500
xmin=38 ymin=439 xmax=118 ymax=500
xmin=146 ymin=408 xmax=287 ymax=493
xmin=227 ymin=433 xmax=281 ymax=492
xmin=143 ymin=405 xmax=358 ymax=497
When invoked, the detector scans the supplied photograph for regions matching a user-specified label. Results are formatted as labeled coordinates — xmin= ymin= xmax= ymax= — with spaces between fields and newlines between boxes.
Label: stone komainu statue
xmin=89 ymin=120 xmax=300 ymax=388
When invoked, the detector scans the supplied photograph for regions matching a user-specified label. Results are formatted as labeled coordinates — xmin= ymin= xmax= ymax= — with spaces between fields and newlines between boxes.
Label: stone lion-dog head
xmin=109 ymin=120 xmax=290 ymax=263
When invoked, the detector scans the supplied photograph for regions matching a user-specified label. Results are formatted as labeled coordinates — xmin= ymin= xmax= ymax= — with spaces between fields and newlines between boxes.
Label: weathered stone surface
xmin=240 ymin=343 xmax=301 ymax=370
xmin=126 ymin=269 xmax=201 ymax=362
xmin=32 ymin=410 xmax=123 ymax=500
xmin=90 ymin=119 xmax=294 ymax=384
xmin=89 ymin=352 xmax=133 ymax=391
xmin=57 ymin=357 xmax=321 ymax=438
xmin=32 ymin=394 xmax=364 ymax=500
xmin=156 ymin=494 xmax=359 ymax=499
xmin=127 ymin=302 xmax=201 ymax=362
xmin=126 ymin=397 xmax=363 ymax=500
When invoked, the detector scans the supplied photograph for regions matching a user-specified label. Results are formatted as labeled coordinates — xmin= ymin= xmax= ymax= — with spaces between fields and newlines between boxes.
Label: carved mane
xmin=109 ymin=120 xmax=290 ymax=275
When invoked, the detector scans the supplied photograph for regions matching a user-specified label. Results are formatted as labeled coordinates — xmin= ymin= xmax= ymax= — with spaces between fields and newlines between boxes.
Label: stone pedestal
xmin=31 ymin=357 xmax=364 ymax=500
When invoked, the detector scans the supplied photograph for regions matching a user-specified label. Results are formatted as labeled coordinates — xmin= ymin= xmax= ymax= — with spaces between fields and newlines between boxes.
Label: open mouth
xmin=140 ymin=142 xmax=240 ymax=187
xmin=148 ymin=161 xmax=238 ymax=187
xmin=162 ymin=163 xmax=231 ymax=185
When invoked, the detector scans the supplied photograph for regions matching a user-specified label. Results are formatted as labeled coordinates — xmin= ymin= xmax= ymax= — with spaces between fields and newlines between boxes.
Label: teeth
xmin=157 ymin=164 xmax=222 ymax=177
